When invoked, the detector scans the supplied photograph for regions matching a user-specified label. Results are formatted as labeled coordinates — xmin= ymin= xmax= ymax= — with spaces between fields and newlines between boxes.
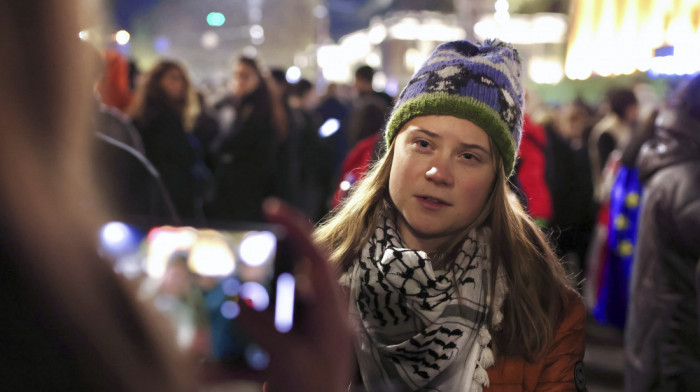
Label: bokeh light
xmin=115 ymin=30 xmax=130 ymax=45
xmin=206 ymin=12 xmax=226 ymax=27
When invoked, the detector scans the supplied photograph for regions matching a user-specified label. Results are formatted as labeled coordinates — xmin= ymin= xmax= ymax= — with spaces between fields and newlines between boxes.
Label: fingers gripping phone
xmin=98 ymin=221 xmax=296 ymax=370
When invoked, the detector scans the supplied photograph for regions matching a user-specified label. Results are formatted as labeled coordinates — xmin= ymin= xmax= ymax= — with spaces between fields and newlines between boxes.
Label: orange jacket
xmin=486 ymin=291 xmax=587 ymax=392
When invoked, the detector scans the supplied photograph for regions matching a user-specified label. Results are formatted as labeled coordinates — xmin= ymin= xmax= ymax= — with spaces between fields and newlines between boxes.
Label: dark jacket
xmin=93 ymin=133 xmax=179 ymax=223
xmin=208 ymin=93 xmax=275 ymax=222
xmin=134 ymin=105 xmax=197 ymax=219
xmin=624 ymin=108 xmax=700 ymax=392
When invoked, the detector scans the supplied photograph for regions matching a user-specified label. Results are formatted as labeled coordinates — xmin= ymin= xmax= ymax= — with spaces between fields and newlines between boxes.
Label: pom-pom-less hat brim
xmin=384 ymin=39 xmax=523 ymax=177
xmin=385 ymin=92 xmax=518 ymax=177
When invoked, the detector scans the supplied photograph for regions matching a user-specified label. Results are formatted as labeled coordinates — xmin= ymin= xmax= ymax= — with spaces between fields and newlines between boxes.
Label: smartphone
xmin=97 ymin=220 xmax=296 ymax=370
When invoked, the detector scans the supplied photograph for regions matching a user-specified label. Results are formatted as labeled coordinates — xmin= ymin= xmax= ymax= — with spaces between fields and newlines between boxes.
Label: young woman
xmin=208 ymin=56 xmax=279 ymax=222
xmin=129 ymin=60 xmax=200 ymax=219
xmin=315 ymin=39 xmax=586 ymax=391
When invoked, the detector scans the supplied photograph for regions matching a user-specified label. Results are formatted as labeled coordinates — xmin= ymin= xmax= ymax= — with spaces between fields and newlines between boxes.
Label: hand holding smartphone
xmin=99 ymin=199 xmax=354 ymax=391
xmin=99 ymin=219 xmax=296 ymax=371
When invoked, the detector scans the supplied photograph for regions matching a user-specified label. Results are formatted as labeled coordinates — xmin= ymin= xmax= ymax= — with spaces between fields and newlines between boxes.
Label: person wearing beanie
xmin=314 ymin=39 xmax=585 ymax=391
xmin=624 ymin=73 xmax=700 ymax=392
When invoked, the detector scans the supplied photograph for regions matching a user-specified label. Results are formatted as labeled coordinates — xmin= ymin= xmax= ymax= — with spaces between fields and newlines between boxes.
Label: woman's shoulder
xmin=559 ymin=288 xmax=586 ymax=330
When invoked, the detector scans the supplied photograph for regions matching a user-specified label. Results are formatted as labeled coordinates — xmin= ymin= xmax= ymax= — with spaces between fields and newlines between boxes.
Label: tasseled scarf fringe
xmin=470 ymin=270 xmax=508 ymax=392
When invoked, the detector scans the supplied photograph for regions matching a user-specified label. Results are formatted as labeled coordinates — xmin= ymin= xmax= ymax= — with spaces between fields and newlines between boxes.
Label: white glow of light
xmin=313 ymin=4 xmax=328 ymax=19
xmin=146 ymin=228 xmax=196 ymax=278
xmin=101 ymin=222 xmax=130 ymax=248
xmin=319 ymin=118 xmax=340 ymax=138
xmin=220 ymin=300 xmax=241 ymax=319
xmin=340 ymin=180 xmax=351 ymax=191
xmin=495 ymin=0 xmax=510 ymax=13
xmin=240 ymin=282 xmax=270 ymax=311
xmin=368 ymin=23 xmax=387 ymax=44
xmin=239 ymin=231 xmax=276 ymax=267
xmin=372 ymin=71 xmax=387 ymax=92
xmin=201 ymin=31 xmax=220 ymax=49
xmin=285 ymin=66 xmax=302 ymax=84
xmin=389 ymin=17 xmax=420 ymax=40
xmin=317 ymin=45 xmax=342 ymax=68
xmin=474 ymin=13 xmax=566 ymax=44
xmin=340 ymin=31 xmax=371 ymax=61
xmin=274 ymin=273 xmax=295 ymax=333
xmin=418 ymin=24 xmax=466 ymax=42
xmin=494 ymin=11 xmax=510 ymax=25
xmin=322 ymin=65 xmax=351 ymax=83
xmin=79 ymin=30 xmax=89 ymax=40
xmin=366 ymin=52 xmax=381 ymax=68
xmin=528 ymin=59 xmax=564 ymax=84
xmin=245 ymin=345 xmax=270 ymax=370
xmin=115 ymin=30 xmax=130 ymax=45
xmin=250 ymin=24 xmax=264 ymax=40
xmin=189 ymin=240 xmax=235 ymax=277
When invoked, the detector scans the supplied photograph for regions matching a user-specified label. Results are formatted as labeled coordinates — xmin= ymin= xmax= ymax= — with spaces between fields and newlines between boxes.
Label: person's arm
xmin=532 ymin=292 xmax=587 ymax=392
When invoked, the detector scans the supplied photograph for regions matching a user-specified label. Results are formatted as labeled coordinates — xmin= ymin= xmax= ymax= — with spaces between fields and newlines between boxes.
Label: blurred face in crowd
xmin=233 ymin=61 xmax=260 ymax=97
xmin=160 ymin=66 xmax=187 ymax=101
xmin=389 ymin=115 xmax=496 ymax=252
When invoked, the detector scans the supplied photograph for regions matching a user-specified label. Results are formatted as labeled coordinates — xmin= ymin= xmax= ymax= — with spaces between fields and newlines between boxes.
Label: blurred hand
xmin=197 ymin=198 xmax=354 ymax=392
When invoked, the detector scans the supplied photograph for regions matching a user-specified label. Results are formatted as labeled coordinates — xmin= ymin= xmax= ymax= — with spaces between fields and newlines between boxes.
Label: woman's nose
xmin=425 ymin=162 xmax=453 ymax=186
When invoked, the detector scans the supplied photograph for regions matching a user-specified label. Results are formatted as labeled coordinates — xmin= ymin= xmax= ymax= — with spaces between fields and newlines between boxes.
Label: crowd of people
xmin=3 ymin=0 xmax=700 ymax=391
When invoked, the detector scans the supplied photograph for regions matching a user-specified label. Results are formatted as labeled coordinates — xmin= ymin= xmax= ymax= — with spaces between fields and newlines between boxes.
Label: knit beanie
xmin=385 ymin=39 xmax=524 ymax=177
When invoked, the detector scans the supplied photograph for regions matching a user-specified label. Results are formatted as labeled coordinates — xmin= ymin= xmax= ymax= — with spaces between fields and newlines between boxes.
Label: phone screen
xmin=98 ymin=221 xmax=294 ymax=370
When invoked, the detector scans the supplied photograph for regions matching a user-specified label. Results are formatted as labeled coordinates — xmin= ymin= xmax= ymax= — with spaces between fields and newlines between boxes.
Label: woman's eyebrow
xmin=459 ymin=142 xmax=490 ymax=154
xmin=405 ymin=126 xmax=439 ymax=138
xmin=405 ymin=125 xmax=490 ymax=154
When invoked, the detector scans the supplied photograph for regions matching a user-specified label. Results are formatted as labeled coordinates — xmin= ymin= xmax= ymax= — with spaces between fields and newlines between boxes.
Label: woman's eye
xmin=417 ymin=140 xmax=430 ymax=148
xmin=461 ymin=152 xmax=477 ymax=161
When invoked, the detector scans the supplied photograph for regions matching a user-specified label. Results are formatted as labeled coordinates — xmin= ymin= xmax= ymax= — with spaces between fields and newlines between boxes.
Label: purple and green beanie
xmin=385 ymin=39 xmax=524 ymax=177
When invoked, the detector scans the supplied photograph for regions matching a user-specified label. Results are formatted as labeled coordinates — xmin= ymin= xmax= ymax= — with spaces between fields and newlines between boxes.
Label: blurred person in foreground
xmin=625 ymin=73 xmax=700 ymax=392
xmin=0 ymin=1 xmax=352 ymax=391
xmin=315 ymin=39 xmax=586 ymax=391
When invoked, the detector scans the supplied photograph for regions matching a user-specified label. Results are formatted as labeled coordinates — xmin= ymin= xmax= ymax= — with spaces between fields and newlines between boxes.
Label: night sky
xmin=110 ymin=0 xmax=380 ymax=40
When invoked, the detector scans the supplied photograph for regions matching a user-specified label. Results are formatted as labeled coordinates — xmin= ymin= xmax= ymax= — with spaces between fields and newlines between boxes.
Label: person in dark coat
xmin=207 ymin=56 xmax=276 ymax=222
xmin=625 ymin=73 xmax=700 ymax=392
xmin=93 ymin=133 xmax=179 ymax=223
xmin=128 ymin=60 xmax=199 ymax=220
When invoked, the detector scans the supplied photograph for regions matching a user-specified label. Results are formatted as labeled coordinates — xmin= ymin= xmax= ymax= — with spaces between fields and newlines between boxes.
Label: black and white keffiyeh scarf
xmin=341 ymin=215 xmax=495 ymax=391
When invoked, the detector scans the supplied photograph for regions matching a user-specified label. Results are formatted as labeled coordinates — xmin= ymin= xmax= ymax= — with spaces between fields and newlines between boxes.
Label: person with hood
xmin=625 ymin=73 xmax=700 ymax=391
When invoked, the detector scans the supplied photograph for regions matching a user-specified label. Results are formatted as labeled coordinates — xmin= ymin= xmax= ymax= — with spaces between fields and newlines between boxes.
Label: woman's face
xmin=389 ymin=115 xmax=496 ymax=252
xmin=233 ymin=61 xmax=260 ymax=97
xmin=160 ymin=67 xmax=186 ymax=101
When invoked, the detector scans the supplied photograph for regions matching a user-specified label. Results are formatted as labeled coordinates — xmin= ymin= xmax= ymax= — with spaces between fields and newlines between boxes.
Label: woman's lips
xmin=416 ymin=195 xmax=450 ymax=210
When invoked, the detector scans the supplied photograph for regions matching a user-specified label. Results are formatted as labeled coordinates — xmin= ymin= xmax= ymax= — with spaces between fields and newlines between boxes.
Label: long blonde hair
xmin=314 ymin=130 xmax=572 ymax=360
